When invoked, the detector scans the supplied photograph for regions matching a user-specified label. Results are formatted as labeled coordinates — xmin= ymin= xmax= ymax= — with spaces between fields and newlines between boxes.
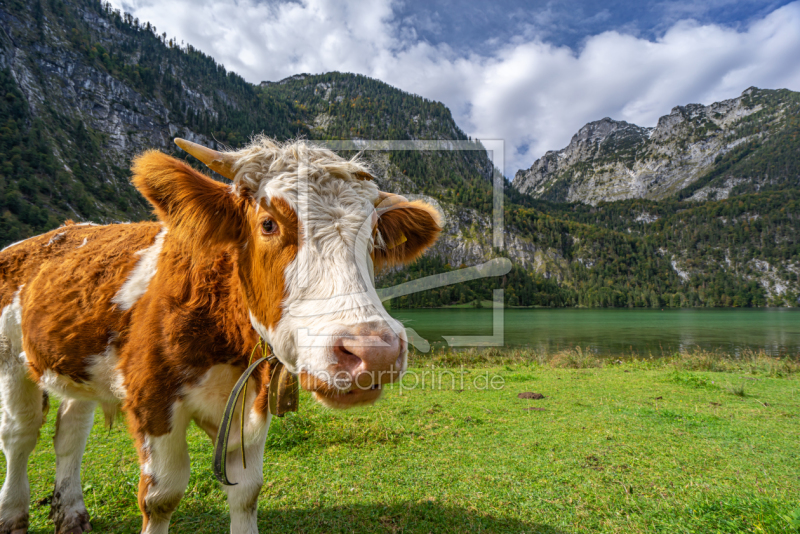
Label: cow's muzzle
xmin=300 ymin=327 xmax=406 ymax=408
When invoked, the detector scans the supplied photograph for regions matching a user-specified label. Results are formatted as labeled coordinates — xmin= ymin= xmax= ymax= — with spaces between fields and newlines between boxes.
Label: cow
xmin=0 ymin=136 xmax=442 ymax=534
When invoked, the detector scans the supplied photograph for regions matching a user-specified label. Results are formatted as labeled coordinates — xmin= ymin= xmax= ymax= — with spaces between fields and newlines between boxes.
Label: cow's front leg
xmin=135 ymin=409 xmax=191 ymax=534
xmin=222 ymin=412 xmax=270 ymax=534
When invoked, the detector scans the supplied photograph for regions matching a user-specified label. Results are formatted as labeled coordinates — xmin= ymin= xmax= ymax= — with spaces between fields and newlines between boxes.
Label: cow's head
xmin=132 ymin=137 xmax=441 ymax=409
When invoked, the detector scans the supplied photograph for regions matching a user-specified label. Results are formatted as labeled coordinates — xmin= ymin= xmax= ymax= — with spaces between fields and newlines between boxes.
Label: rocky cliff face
xmin=514 ymin=118 xmax=652 ymax=202
xmin=0 ymin=3 xmax=264 ymax=162
xmin=0 ymin=0 xmax=244 ymax=230
xmin=513 ymin=88 xmax=799 ymax=205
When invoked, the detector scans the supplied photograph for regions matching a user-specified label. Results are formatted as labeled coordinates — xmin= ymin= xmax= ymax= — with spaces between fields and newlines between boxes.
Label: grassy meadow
xmin=8 ymin=348 xmax=800 ymax=533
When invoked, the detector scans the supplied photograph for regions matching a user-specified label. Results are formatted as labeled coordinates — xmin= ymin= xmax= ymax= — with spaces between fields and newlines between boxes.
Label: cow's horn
xmin=374 ymin=191 xmax=408 ymax=215
xmin=174 ymin=138 xmax=237 ymax=180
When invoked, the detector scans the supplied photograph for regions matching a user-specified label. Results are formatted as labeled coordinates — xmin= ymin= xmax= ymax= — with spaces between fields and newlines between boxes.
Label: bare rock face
xmin=515 ymin=118 xmax=651 ymax=201
xmin=0 ymin=7 xmax=212 ymax=166
xmin=0 ymin=0 xmax=228 ymax=226
xmin=513 ymin=88 xmax=790 ymax=205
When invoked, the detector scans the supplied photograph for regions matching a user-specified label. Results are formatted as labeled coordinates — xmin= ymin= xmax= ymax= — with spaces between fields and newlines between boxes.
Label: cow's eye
xmin=261 ymin=219 xmax=278 ymax=235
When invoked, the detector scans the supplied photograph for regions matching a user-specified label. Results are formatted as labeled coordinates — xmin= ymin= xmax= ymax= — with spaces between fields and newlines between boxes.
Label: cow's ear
xmin=132 ymin=151 xmax=248 ymax=251
xmin=373 ymin=198 xmax=442 ymax=269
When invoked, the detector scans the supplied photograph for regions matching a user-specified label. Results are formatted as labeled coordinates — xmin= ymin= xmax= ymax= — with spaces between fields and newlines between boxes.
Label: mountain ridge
xmin=513 ymin=87 xmax=800 ymax=204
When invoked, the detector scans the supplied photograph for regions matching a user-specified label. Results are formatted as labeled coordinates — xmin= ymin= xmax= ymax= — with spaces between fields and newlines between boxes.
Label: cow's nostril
xmin=333 ymin=339 xmax=363 ymax=371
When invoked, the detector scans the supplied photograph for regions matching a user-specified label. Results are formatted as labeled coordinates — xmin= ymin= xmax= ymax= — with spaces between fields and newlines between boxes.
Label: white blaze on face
xmin=249 ymin=168 xmax=406 ymax=382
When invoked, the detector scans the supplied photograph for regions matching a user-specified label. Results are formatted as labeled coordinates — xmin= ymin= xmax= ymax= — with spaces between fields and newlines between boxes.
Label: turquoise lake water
xmin=388 ymin=308 xmax=800 ymax=356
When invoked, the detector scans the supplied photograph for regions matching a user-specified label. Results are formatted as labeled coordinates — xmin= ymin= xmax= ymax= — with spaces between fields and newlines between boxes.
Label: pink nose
xmin=332 ymin=330 xmax=404 ymax=389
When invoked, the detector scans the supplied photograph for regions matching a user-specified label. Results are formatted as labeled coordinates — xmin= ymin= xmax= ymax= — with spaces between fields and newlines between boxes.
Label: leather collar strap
xmin=213 ymin=346 xmax=299 ymax=486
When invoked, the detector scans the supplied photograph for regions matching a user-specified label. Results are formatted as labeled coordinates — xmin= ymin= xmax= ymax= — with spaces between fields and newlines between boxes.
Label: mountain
xmin=0 ymin=0 xmax=493 ymax=237
xmin=513 ymin=88 xmax=800 ymax=205
xmin=1 ymin=0 xmax=797 ymax=309
xmin=0 ymin=0 xmax=302 ymax=241
xmin=0 ymin=0 xmax=516 ymax=276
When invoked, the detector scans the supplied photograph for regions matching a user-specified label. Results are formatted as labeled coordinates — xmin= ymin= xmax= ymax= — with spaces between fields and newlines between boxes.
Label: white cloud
xmin=110 ymin=0 xmax=800 ymax=173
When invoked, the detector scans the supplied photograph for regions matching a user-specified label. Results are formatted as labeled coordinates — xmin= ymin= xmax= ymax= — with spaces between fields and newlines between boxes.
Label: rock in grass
xmin=518 ymin=392 xmax=545 ymax=399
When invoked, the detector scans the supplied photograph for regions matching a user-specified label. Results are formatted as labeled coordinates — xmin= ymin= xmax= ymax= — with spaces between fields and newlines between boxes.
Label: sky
xmin=108 ymin=0 xmax=800 ymax=174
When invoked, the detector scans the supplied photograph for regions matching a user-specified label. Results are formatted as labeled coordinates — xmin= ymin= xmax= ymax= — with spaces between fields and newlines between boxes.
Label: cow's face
xmin=165 ymin=138 xmax=441 ymax=408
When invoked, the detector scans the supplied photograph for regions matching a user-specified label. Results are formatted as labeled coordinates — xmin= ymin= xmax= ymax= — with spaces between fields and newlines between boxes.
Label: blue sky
xmin=110 ymin=0 xmax=800 ymax=173
xmin=393 ymin=0 xmax=794 ymax=51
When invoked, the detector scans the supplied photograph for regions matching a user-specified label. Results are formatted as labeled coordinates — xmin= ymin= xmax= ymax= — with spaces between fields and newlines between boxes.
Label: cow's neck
xmin=155 ymin=239 xmax=261 ymax=367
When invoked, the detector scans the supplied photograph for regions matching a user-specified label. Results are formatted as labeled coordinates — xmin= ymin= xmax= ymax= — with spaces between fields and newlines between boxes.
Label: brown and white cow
xmin=0 ymin=137 xmax=441 ymax=534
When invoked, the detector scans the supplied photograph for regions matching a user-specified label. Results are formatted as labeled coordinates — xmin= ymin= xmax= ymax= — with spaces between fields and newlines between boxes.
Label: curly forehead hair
xmin=228 ymin=136 xmax=377 ymax=201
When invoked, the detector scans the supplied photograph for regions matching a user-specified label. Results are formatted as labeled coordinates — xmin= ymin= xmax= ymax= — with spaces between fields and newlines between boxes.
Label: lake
xmin=388 ymin=308 xmax=800 ymax=356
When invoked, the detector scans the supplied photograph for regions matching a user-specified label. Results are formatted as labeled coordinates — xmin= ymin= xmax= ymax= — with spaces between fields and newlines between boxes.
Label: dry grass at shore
xmin=409 ymin=345 xmax=800 ymax=376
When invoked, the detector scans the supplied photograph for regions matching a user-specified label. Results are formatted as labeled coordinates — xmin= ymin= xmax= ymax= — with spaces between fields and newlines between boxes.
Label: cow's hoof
xmin=55 ymin=520 xmax=92 ymax=534
xmin=52 ymin=508 xmax=91 ymax=534
xmin=0 ymin=515 xmax=29 ymax=534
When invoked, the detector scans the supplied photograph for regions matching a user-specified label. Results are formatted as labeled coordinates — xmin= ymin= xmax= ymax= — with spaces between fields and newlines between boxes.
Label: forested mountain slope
xmin=0 ymin=0 xmax=494 ymax=239
xmin=0 ymin=0 xmax=797 ymax=308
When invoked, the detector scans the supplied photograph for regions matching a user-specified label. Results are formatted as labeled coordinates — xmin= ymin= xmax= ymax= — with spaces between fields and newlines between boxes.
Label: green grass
xmin=6 ymin=351 xmax=800 ymax=533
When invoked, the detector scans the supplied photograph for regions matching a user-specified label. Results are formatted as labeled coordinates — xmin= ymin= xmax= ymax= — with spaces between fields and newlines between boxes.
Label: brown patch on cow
xmin=2 ymin=223 xmax=162 ymax=383
xmin=137 ymin=473 xmax=153 ymax=532
xmin=518 ymin=392 xmax=545 ymax=399
xmin=373 ymin=200 xmax=441 ymax=269
xmin=253 ymin=357 xmax=275 ymax=417
xmin=1 ymin=222 xmax=149 ymax=309
xmin=120 ymin=240 xmax=266 ymax=435
xmin=237 ymin=195 xmax=299 ymax=331
xmin=119 ymin=153 xmax=292 ymax=434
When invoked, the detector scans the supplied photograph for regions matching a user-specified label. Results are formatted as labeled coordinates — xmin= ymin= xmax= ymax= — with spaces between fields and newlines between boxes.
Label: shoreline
xmin=407 ymin=346 xmax=800 ymax=374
